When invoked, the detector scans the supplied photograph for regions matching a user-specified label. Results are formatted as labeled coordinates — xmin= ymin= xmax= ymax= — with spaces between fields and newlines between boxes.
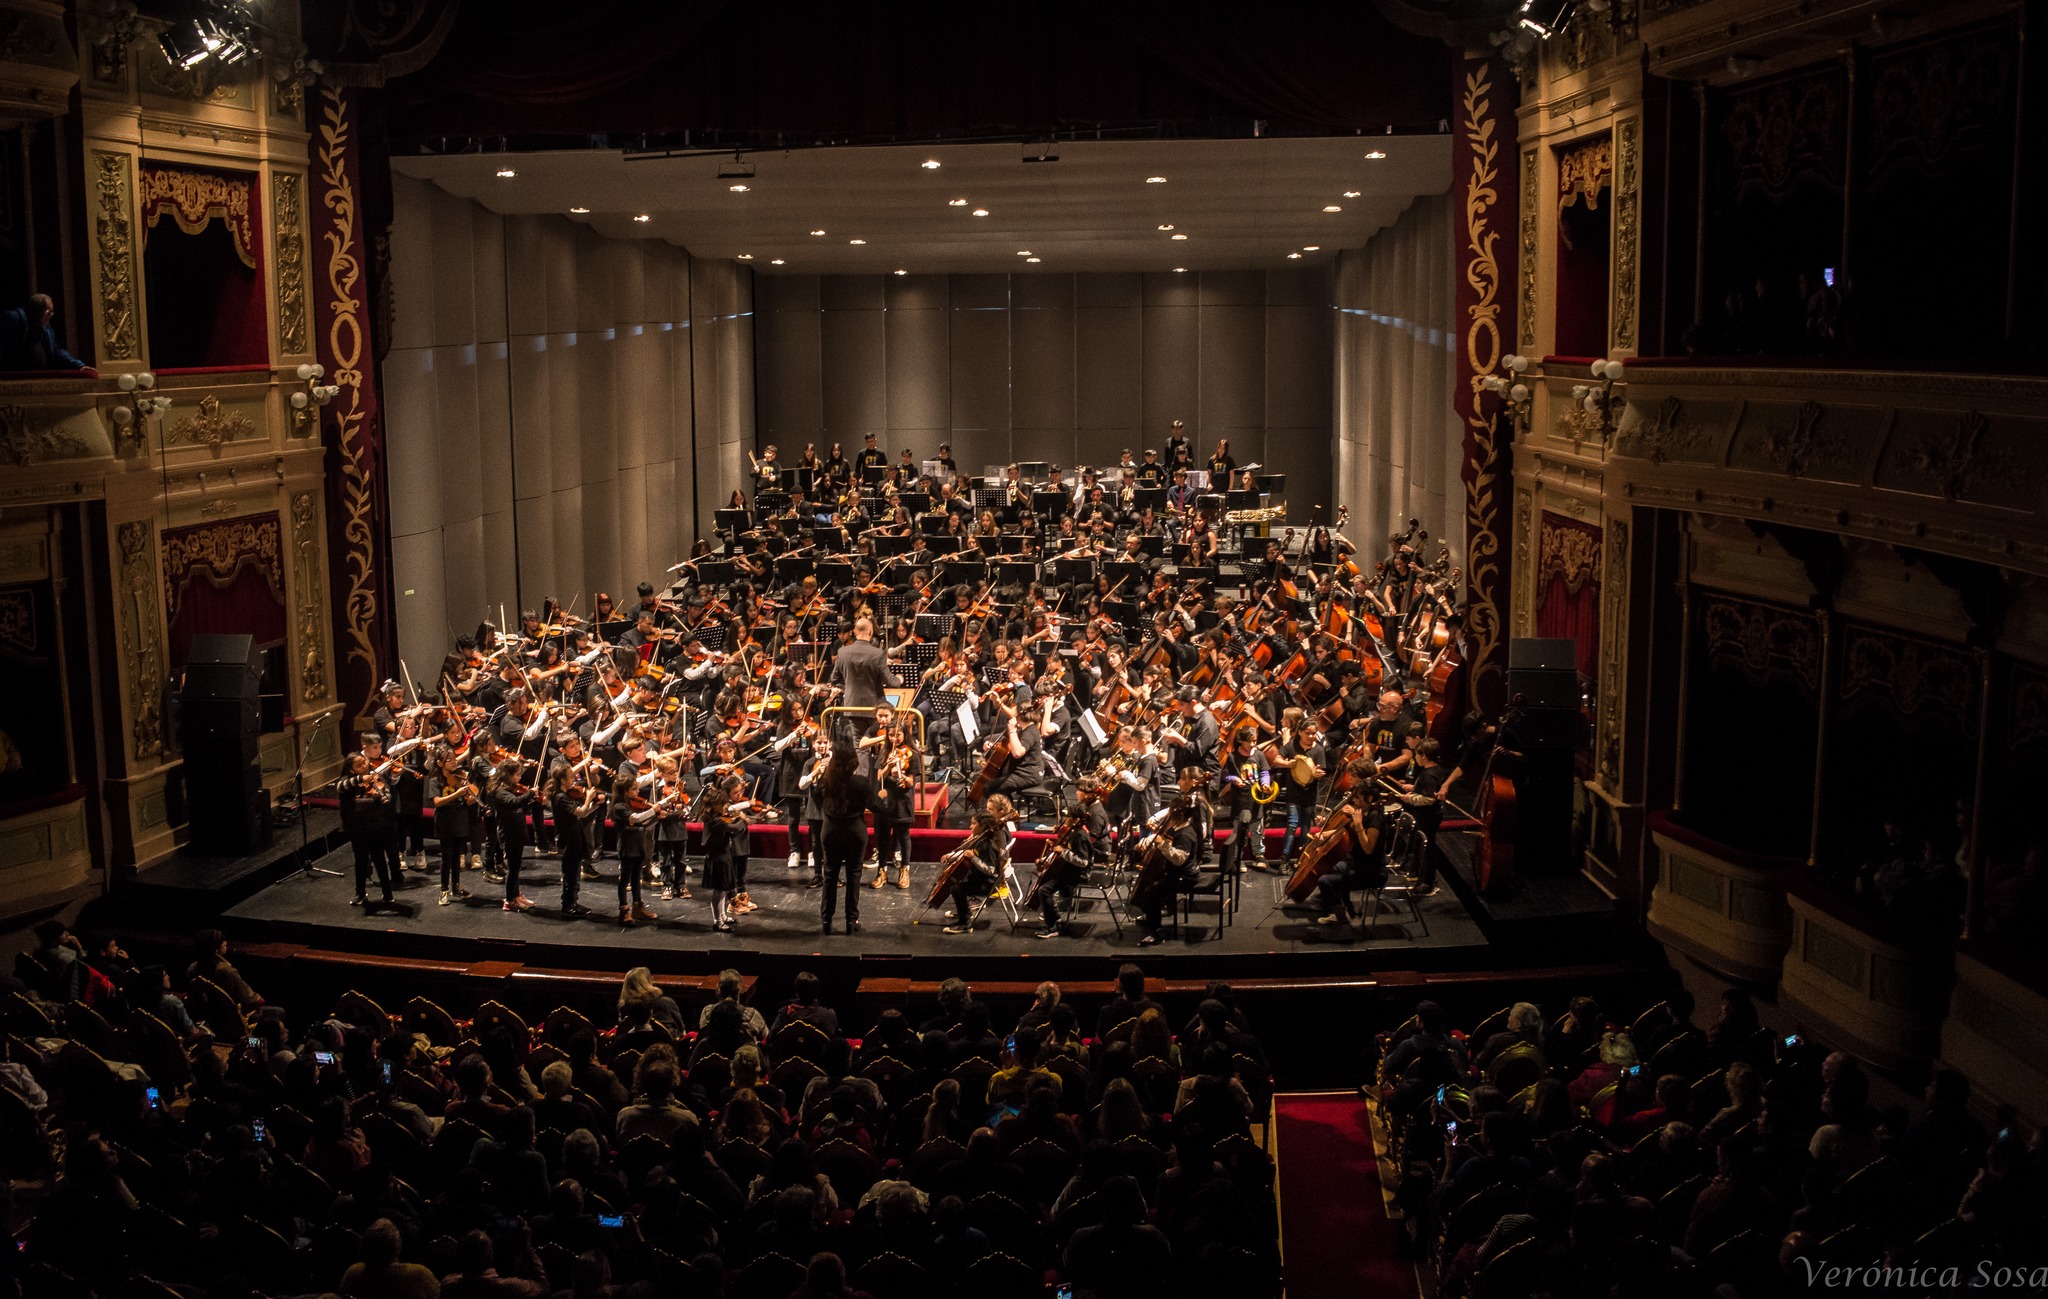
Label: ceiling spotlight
xmin=1322 ymin=205 xmax=1342 ymax=212
xmin=161 ymin=7 xmax=255 ymax=70
xmin=971 ymin=208 xmax=989 ymax=217
xmin=921 ymin=159 xmax=942 ymax=170
xmin=1026 ymin=257 xmax=1041 ymax=264
xmin=1157 ymin=223 xmax=1175 ymax=231
xmin=1365 ymin=150 xmax=1387 ymax=160
xmin=1170 ymin=233 xmax=1188 ymax=241
xmin=569 ymin=206 xmax=590 ymax=214
xmin=496 ymin=167 xmax=517 ymax=179
xmin=633 ymin=214 xmax=651 ymax=223
xmin=1303 ymin=245 xmax=1321 ymax=251
xmin=770 ymin=259 xmax=786 ymax=265
xmin=736 ymin=253 xmax=754 ymax=260
xmin=1286 ymin=252 xmax=1302 ymax=260
xmin=1173 ymin=267 xmax=1187 ymax=273
xmin=1518 ymin=0 xmax=1577 ymax=39
xmin=894 ymin=269 xmax=908 ymax=276
xmin=728 ymin=183 xmax=750 ymax=193
xmin=948 ymin=198 xmax=968 ymax=206
xmin=1146 ymin=176 xmax=1167 ymax=184
xmin=849 ymin=238 xmax=866 ymax=245
xmin=810 ymin=229 xmax=827 ymax=236
xmin=1017 ymin=250 xmax=1033 ymax=256
xmin=1343 ymin=190 xmax=1360 ymax=198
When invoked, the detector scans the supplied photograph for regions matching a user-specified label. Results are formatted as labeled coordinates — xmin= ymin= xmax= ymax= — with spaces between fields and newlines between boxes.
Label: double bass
xmin=1473 ymin=704 xmax=1522 ymax=896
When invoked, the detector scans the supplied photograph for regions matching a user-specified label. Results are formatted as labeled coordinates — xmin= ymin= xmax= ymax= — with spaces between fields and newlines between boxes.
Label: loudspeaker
xmin=178 ymin=635 xmax=269 ymax=855
xmin=1507 ymin=637 xmax=1580 ymax=711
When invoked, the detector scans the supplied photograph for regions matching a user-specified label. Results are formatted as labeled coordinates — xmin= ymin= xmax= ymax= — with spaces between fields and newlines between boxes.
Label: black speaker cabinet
xmin=1507 ymin=637 xmax=1580 ymax=711
xmin=178 ymin=634 xmax=270 ymax=855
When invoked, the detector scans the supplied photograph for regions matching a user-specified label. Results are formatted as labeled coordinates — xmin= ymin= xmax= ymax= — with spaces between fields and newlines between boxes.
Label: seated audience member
xmin=0 ymin=294 xmax=86 ymax=371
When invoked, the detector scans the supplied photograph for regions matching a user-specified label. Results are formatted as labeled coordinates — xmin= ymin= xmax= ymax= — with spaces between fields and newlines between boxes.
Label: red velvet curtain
xmin=140 ymin=165 xmax=267 ymax=368
xmin=160 ymin=514 xmax=286 ymax=668
xmin=1533 ymin=512 xmax=1601 ymax=684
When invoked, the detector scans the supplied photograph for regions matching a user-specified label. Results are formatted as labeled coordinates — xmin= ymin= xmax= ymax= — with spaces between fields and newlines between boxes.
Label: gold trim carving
xmin=160 ymin=513 xmax=283 ymax=627
xmin=1512 ymin=488 xmax=1534 ymax=637
xmin=92 ymin=151 xmax=137 ymax=362
xmin=318 ymin=87 xmax=382 ymax=694
xmin=1750 ymin=401 xmax=1836 ymax=478
xmin=0 ymin=406 xmax=91 ymax=465
xmin=290 ymin=492 xmax=328 ymax=702
xmin=1460 ymin=63 xmax=1508 ymax=709
xmin=1840 ymin=626 xmax=1977 ymax=725
xmin=1598 ymin=516 xmax=1628 ymax=784
xmin=1612 ymin=118 xmax=1641 ymax=351
xmin=166 ymin=394 xmax=255 ymax=456
xmin=1558 ymin=135 xmax=1613 ymax=209
xmin=116 ymin=522 xmax=164 ymax=762
xmin=1701 ymin=594 xmax=1822 ymax=693
xmin=273 ymin=74 xmax=304 ymax=120
xmin=1519 ymin=148 xmax=1537 ymax=353
xmin=1904 ymin=410 xmax=2026 ymax=504
xmin=1538 ymin=512 xmax=1603 ymax=596
xmin=273 ymin=172 xmax=309 ymax=355
xmin=1620 ymin=394 xmax=1711 ymax=465
xmin=139 ymin=166 xmax=256 ymax=267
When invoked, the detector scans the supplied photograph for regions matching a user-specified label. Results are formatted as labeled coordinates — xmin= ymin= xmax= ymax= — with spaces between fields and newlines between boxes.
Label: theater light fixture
xmin=894 ymin=269 xmax=908 ymax=276
xmin=1303 ymin=245 xmax=1321 ymax=251
xmin=569 ymin=206 xmax=590 ymax=214
xmin=921 ymin=159 xmax=942 ymax=170
xmin=1170 ymin=233 xmax=1188 ymax=241
xmin=728 ymin=183 xmax=749 ymax=193
xmin=971 ymin=208 xmax=989 ymax=217
xmin=1518 ymin=0 xmax=1576 ymax=38
xmin=1157 ymin=223 xmax=1174 ymax=231
xmin=948 ymin=199 xmax=968 ymax=206
xmin=810 ymin=229 xmax=827 ymax=236
xmin=1343 ymin=190 xmax=1360 ymax=198
xmin=1026 ymin=257 xmax=1041 ymax=264
xmin=849 ymin=238 xmax=866 ymax=245
xmin=1017 ymin=250 xmax=1032 ymax=256
xmin=770 ymin=259 xmax=786 ymax=265
xmin=1365 ymin=150 xmax=1387 ymax=160
xmin=1322 ymin=204 xmax=1342 ymax=212
xmin=1286 ymin=252 xmax=1302 ymax=259
xmin=160 ymin=3 xmax=256 ymax=71
xmin=633 ymin=214 xmax=651 ymax=222
xmin=1146 ymin=176 xmax=1167 ymax=184
xmin=496 ymin=167 xmax=516 ymax=179
xmin=736 ymin=253 xmax=754 ymax=260
xmin=1173 ymin=267 xmax=1187 ymax=273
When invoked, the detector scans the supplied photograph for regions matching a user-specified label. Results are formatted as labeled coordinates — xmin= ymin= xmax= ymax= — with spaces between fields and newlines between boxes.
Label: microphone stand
xmin=291 ymin=712 xmax=344 ymax=878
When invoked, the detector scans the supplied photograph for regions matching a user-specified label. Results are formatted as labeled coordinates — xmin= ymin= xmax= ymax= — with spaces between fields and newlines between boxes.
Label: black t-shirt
xmin=1409 ymin=762 xmax=1449 ymax=832
xmin=1365 ymin=710 xmax=1419 ymax=763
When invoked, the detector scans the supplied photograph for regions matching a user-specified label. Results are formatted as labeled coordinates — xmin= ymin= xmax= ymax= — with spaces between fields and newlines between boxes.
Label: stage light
xmin=1026 ymin=257 xmax=1041 ymax=264
xmin=633 ymin=214 xmax=651 ymax=222
xmin=1173 ymin=267 xmax=1186 ymax=273
xmin=921 ymin=159 xmax=941 ymax=170
xmin=971 ymin=209 xmax=989 ymax=217
xmin=1518 ymin=0 xmax=1576 ymax=38
xmin=728 ymin=183 xmax=749 ymax=193
xmin=770 ymin=259 xmax=786 ymax=265
xmin=894 ymin=269 xmax=907 ymax=276
xmin=1365 ymin=150 xmax=1387 ymax=160
xmin=1146 ymin=176 xmax=1167 ymax=184
xmin=1170 ymin=233 xmax=1187 ymax=241
xmin=1343 ymin=190 xmax=1360 ymax=198
xmin=1157 ymin=223 xmax=1174 ymax=231
xmin=810 ymin=229 xmax=827 ymax=236
xmin=1302 ymin=245 xmax=1320 ymax=251
xmin=569 ymin=206 xmax=590 ymax=214
xmin=1017 ymin=250 xmax=1032 ymax=256
xmin=849 ymin=238 xmax=866 ymax=245
xmin=948 ymin=199 xmax=968 ymax=206
xmin=160 ymin=18 xmax=221 ymax=69
xmin=1286 ymin=252 xmax=1301 ymax=259
xmin=736 ymin=253 xmax=753 ymax=260
xmin=1322 ymin=205 xmax=1342 ymax=212
xmin=496 ymin=167 xmax=516 ymax=179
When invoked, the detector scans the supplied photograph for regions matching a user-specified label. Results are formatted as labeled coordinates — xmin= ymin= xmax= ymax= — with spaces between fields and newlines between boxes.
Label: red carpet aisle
xmin=1273 ymin=1093 xmax=1418 ymax=1299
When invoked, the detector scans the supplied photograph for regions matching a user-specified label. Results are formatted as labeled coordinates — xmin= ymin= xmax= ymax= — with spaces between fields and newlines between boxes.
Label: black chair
xmin=734 ymin=1252 xmax=806 ymax=1299
xmin=960 ymin=1249 xmax=1042 ymax=1299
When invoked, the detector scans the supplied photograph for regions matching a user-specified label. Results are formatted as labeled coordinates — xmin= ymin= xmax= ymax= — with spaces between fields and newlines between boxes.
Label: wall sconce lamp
xmin=288 ymin=362 xmax=339 ymax=436
xmin=108 ymin=371 xmax=167 ymax=448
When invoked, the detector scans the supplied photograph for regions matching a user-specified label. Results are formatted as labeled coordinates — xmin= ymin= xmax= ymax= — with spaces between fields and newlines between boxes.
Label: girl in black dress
xmin=701 ymin=774 xmax=750 ymax=932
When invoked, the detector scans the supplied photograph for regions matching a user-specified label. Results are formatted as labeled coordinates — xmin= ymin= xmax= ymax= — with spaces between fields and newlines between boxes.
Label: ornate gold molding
xmin=1598 ymin=516 xmax=1629 ymax=785
xmin=1748 ymin=401 xmax=1835 ymax=478
xmin=1512 ymin=487 xmax=1535 ymax=637
xmin=1612 ymin=117 xmax=1641 ymax=351
xmin=92 ymin=151 xmax=137 ymax=362
xmin=139 ymin=165 xmax=256 ymax=267
xmin=1459 ymin=62 xmax=1510 ymax=710
xmin=1905 ymin=410 xmax=2016 ymax=504
xmin=116 ymin=522 xmax=165 ymax=762
xmin=166 ymin=394 xmax=255 ymax=456
xmin=1618 ymin=394 xmax=1711 ymax=465
xmin=160 ymin=513 xmax=282 ymax=627
xmin=1520 ymin=148 xmax=1538 ymax=353
xmin=317 ymin=87 xmax=383 ymax=697
xmin=273 ymin=172 xmax=309 ymax=355
xmin=0 ymin=406 xmax=92 ymax=465
xmin=290 ymin=492 xmax=328 ymax=702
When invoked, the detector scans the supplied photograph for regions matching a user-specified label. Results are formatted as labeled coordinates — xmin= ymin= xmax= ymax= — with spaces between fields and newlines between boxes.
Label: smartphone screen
xmin=381 ymin=1060 xmax=396 ymax=1085
xmin=145 ymin=1086 xmax=161 ymax=1109
xmin=1823 ymin=267 xmax=1836 ymax=288
xmin=246 ymin=1036 xmax=263 ymax=1049
xmin=252 ymin=1118 xmax=266 ymax=1143
xmin=598 ymin=1214 xmax=625 ymax=1229
xmin=314 ymin=1050 xmax=336 ymax=1065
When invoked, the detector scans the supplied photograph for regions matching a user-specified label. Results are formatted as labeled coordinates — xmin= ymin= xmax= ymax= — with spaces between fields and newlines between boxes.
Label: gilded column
xmin=89 ymin=149 xmax=139 ymax=364
xmin=114 ymin=521 xmax=165 ymax=764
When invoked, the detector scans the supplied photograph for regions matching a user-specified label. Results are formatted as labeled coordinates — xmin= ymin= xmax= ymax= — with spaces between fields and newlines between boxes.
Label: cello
xmin=1284 ymin=796 xmax=1378 ymax=903
xmin=1473 ymin=703 xmax=1522 ymax=896
xmin=966 ymin=684 xmax=1018 ymax=802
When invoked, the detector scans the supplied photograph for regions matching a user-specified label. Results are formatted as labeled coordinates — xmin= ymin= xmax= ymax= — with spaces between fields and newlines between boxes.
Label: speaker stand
xmin=289 ymin=714 xmax=344 ymax=879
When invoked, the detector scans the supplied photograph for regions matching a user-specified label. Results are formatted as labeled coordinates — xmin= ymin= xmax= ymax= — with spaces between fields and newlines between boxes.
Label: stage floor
xmin=222 ymin=835 xmax=1493 ymax=979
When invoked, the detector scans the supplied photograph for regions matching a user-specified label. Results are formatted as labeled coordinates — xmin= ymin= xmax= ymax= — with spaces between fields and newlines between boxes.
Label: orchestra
xmin=364 ymin=430 xmax=1477 ymax=939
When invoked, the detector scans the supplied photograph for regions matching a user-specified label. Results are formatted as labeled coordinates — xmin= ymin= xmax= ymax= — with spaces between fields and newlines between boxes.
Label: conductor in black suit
xmin=831 ymin=615 xmax=898 ymax=711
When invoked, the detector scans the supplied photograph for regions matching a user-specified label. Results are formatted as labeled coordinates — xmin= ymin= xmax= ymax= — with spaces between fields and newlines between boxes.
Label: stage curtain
xmin=140 ymin=164 xmax=267 ymax=368
xmin=0 ymin=581 xmax=70 ymax=807
xmin=160 ymin=513 xmax=286 ymax=668
xmin=1533 ymin=512 xmax=1601 ymax=683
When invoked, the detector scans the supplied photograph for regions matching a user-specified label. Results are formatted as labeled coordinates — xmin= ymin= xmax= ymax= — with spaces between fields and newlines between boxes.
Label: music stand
xmin=697 ymin=560 xmax=738 ymax=587
xmin=756 ymin=490 xmax=790 ymax=513
xmin=1051 ymin=557 xmax=1097 ymax=585
xmin=1032 ymin=489 xmax=1069 ymax=516
xmin=816 ymin=561 xmax=855 ymax=591
xmin=872 ymin=534 xmax=912 ymax=557
xmin=914 ymin=613 xmax=956 ymax=642
xmin=1134 ymin=487 xmax=1167 ymax=513
xmin=714 ymin=508 xmax=750 ymax=533
xmin=1102 ymin=561 xmax=1145 ymax=589
xmin=994 ymin=560 xmax=1040 ymax=589
xmin=774 ymin=555 xmax=817 ymax=585
xmin=288 ymin=712 xmax=343 ymax=877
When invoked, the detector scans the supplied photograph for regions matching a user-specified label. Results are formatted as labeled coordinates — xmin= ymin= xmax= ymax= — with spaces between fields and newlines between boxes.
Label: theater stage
xmin=216 ymin=821 xmax=1513 ymax=982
